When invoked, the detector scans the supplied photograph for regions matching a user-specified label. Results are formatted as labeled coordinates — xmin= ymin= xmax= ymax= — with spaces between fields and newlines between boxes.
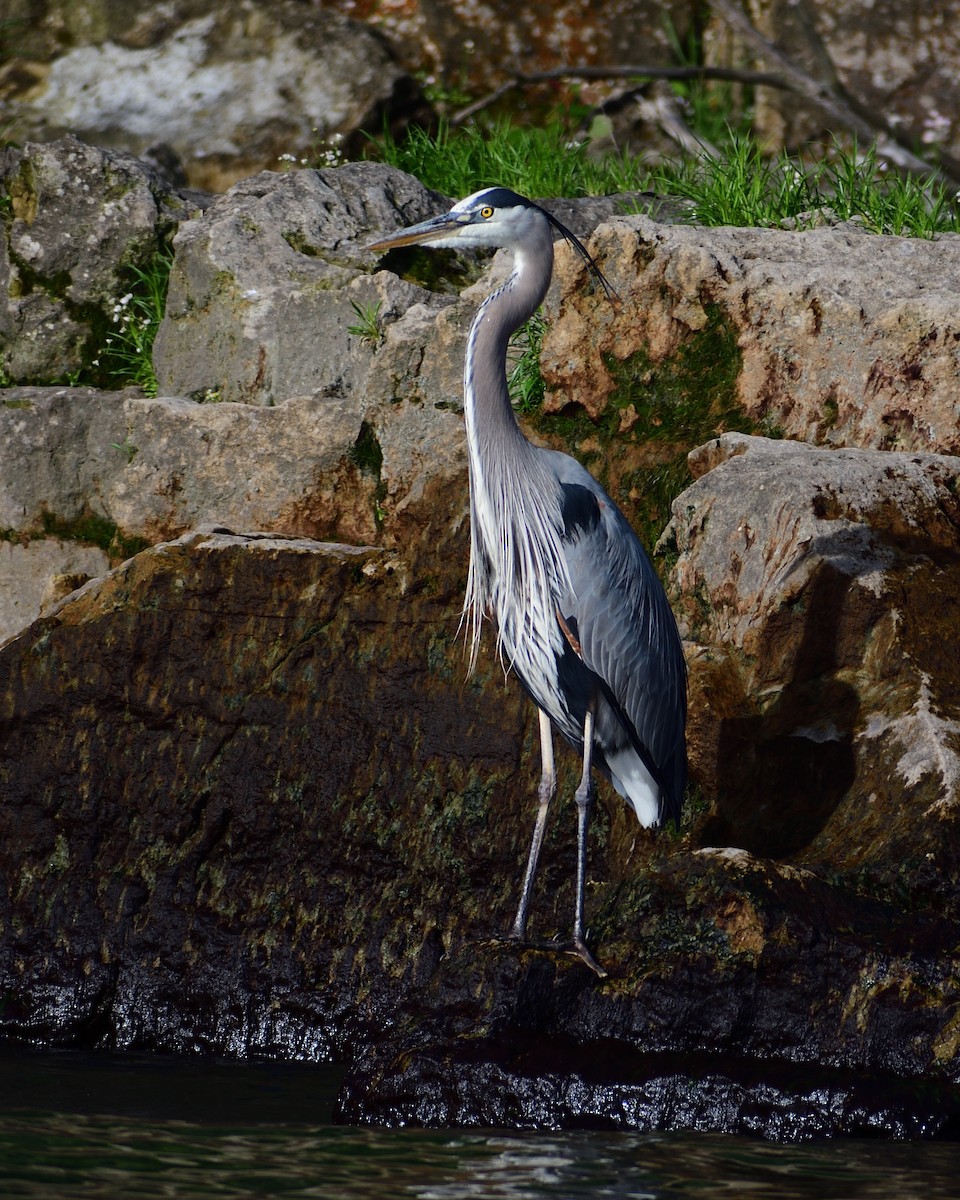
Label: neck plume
xmin=459 ymin=234 xmax=573 ymax=674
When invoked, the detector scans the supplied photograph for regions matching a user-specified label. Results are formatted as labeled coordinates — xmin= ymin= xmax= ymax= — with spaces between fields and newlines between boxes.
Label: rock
xmin=0 ymin=138 xmax=188 ymax=384
xmin=709 ymin=0 xmax=960 ymax=171
xmin=3 ymin=528 xmax=960 ymax=1140
xmin=152 ymin=162 xmax=455 ymax=407
xmin=0 ymin=2 xmax=427 ymax=192
xmin=0 ymin=539 xmax=109 ymax=647
xmin=543 ymin=215 xmax=960 ymax=455
xmin=106 ymin=394 xmax=383 ymax=546
xmin=0 ymin=387 xmax=131 ymax=532
xmin=669 ymin=433 xmax=960 ymax=893
xmin=0 ymin=379 xmax=469 ymax=618
xmin=0 ymin=528 xmax=530 ymax=1057
xmin=4 ymin=158 xmax=960 ymax=1139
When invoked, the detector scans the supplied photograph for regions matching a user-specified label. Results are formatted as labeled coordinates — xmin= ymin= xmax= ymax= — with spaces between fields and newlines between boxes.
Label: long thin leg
xmin=572 ymin=707 xmax=607 ymax=977
xmin=509 ymin=708 xmax=555 ymax=940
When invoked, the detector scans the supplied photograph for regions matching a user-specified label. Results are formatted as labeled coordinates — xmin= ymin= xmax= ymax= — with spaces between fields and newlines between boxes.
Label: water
xmin=1 ymin=1045 xmax=958 ymax=1198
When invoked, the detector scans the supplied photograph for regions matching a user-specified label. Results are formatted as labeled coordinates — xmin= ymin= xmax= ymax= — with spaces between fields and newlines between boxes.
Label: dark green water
xmin=1 ymin=1045 xmax=958 ymax=1198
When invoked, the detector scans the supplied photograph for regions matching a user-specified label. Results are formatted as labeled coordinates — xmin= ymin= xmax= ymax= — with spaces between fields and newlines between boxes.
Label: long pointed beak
xmin=363 ymin=210 xmax=464 ymax=253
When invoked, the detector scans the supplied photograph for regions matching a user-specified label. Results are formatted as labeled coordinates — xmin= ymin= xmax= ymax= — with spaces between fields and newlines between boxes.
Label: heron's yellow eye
xmin=480 ymin=206 xmax=494 ymax=219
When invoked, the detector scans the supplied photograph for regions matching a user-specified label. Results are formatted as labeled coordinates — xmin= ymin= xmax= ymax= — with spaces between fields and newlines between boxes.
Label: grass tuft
xmin=91 ymin=243 xmax=173 ymax=395
xmin=648 ymin=135 xmax=960 ymax=237
xmin=508 ymin=313 xmax=547 ymax=414
xmin=368 ymin=117 xmax=648 ymax=200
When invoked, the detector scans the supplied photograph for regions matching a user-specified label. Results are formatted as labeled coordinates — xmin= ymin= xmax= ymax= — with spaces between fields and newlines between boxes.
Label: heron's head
xmin=364 ymin=187 xmax=548 ymax=253
xmin=365 ymin=186 xmax=618 ymax=301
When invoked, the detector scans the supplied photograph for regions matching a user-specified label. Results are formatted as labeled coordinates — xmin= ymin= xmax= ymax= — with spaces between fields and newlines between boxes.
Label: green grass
xmin=369 ymin=113 xmax=959 ymax=238
xmin=347 ymin=299 xmax=383 ymax=347
xmin=647 ymin=134 xmax=960 ymax=237
xmin=91 ymin=243 xmax=173 ymax=395
xmin=368 ymin=116 xmax=648 ymax=199
xmin=508 ymin=313 xmax=547 ymax=413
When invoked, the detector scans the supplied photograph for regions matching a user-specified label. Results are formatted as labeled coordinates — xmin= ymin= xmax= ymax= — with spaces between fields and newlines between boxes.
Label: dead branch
xmin=450 ymin=64 xmax=791 ymax=126
xmin=709 ymin=0 xmax=954 ymax=183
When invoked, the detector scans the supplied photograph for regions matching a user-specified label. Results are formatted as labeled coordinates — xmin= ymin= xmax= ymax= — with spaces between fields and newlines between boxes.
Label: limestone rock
xmin=0 ymin=386 xmax=131 ymax=531
xmin=0 ymin=539 xmax=109 ymax=646
xmin=669 ymin=432 xmax=960 ymax=889
xmin=0 ymin=138 xmax=187 ymax=384
xmin=106 ymin=394 xmax=381 ymax=546
xmin=0 ymin=2 xmax=425 ymax=192
xmin=543 ymin=215 xmax=960 ymax=455
xmin=152 ymin=163 xmax=455 ymax=407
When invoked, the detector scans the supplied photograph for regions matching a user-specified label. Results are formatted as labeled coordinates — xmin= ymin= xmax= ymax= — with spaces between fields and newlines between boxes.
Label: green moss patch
xmin=40 ymin=510 xmax=150 ymax=561
xmin=529 ymin=304 xmax=765 ymax=553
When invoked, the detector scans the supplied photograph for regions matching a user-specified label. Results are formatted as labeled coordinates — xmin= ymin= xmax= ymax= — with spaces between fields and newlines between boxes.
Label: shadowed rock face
xmin=3 ymin=518 xmax=960 ymax=1137
xmin=672 ymin=434 xmax=960 ymax=888
xmin=0 ymin=529 xmax=533 ymax=1056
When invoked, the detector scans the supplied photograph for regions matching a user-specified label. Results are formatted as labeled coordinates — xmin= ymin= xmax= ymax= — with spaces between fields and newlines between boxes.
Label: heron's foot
xmin=488 ymin=930 xmax=609 ymax=978
xmin=566 ymin=937 xmax=608 ymax=979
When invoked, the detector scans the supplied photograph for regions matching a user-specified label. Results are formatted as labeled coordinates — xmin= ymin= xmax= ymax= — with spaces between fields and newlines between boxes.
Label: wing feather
xmin=551 ymin=453 xmax=687 ymax=819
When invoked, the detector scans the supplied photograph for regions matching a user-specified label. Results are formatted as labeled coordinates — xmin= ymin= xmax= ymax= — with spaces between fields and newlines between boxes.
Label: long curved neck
xmin=460 ymin=226 xmax=571 ymax=672
xmin=463 ymin=234 xmax=554 ymax=464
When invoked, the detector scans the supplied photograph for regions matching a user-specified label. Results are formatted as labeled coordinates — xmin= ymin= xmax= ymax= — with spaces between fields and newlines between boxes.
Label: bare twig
xmin=451 ymin=64 xmax=791 ymax=126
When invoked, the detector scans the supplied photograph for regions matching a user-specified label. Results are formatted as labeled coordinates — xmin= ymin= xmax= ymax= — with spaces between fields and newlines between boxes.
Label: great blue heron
xmin=366 ymin=186 xmax=687 ymax=975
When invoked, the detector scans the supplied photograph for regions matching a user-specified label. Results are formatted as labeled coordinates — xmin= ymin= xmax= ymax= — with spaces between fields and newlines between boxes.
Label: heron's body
xmin=366 ymin=186 xmax=687 ymax=973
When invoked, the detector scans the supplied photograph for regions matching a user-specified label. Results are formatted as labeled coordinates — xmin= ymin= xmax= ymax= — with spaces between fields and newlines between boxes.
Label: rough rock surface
xmin=0 ymin=387 xmax=132 ymax=532
xmin=0 ymin=379 xmax=469 ymax=635
xmin=152 ymin=162 xmax=456 ymax=407
xmin=5 ymin=1 xmax=960 ymax=184
xmin=0 ymin=528 xmax=530 ymax=1058
xmin=0 ymin=1 xmax=424 ymax=191
xmin=670 ymin=433 xmax=960 ymax=887
xmin=4 ymin=156 xmax=960 ymax=1137
xmin=2 ymin=524 xmax=960 ymax=1138
xmin=544 ymin=215 xmax=960 ymax=455
xmin=0 ymin=138 xmax=188 ymax=384
xmin=0 ymin=539 xmax=109 ymax=646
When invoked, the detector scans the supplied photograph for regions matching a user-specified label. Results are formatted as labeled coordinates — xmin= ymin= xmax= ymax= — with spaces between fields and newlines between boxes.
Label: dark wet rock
xmin=2 ymin=525 xmax=960 ymax=1138
xmin=0 ymin=528 xmax=528 ymax=1058
xmin=340 ymin=1027 xmax=960 ymax=1139
xmin=334 ymin=847 xmax=960 ymax=1136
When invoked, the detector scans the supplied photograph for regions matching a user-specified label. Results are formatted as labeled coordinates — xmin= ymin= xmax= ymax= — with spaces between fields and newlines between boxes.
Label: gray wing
xmin=549 ymin=451 xmax=688 ymax=817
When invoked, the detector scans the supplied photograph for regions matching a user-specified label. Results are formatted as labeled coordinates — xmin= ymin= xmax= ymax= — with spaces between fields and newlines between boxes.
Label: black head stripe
xmin=473 ymin=186 xmax=537 ymax=210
